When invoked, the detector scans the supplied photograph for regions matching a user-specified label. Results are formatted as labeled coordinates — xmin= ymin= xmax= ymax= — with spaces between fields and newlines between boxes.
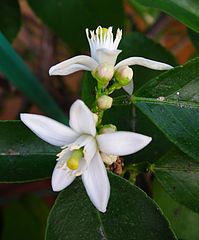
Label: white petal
xmin=97 ymin=131 xmax=152 ymax=156
xmin=49 ymin=55 xmax=98 ymax=75
xmin=51 ymin=160 xmax=75 ymax=191
xmin=20 ymin=114 xmax=78 ymax=147
xmin=74 ymin=158 xmax=87 ymax=176
xmin=115 ymin=57 xmax=173 ymax=70
xmin=69 ymin=135 xmax=92 ymax=150
xmin=83 ymin=137 xmax=97 ymax=163
xmin=69 ymin=100 xmax=96 ymax=136
xmin=96 ymin=48 xmax=121 ymax=67
xmin=123 ymin=80 xmax=134 ymax=95
xmin=82 ymin=152 xmax=110 ymax=213
xmin=49 ymin=63 xmax=91 ymax=76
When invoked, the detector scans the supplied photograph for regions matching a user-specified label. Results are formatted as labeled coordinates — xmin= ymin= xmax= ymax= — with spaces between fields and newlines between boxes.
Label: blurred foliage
xmin=1 ymin=195 xmax=49 ymax=240
xmin=132 ymin=0 xmax=199 ymax=33
xmin=0 ymin=33 xmax=67 ymax=124
xmin=0 ymin=0 xmax=21 ymax=41
xmin=27 ymin=0 xmax=124 ymax=51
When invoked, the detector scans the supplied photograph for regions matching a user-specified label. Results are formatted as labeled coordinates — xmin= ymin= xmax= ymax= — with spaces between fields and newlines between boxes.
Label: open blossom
xmin=20 ymin=100 xmax=151 ymax=212
xmin=49 ymin=26 xmax=173 ymax=94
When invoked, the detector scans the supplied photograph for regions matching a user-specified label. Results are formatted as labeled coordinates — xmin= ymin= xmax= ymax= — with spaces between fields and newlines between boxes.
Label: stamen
xmin=97 ymin=27 xmax=108 ymax=39
xmin=85 ymin=26 xmax=122 ymax=60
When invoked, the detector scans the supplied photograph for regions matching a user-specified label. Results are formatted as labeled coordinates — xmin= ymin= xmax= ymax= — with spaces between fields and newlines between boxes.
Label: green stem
xmin=124 ymin=162 xmax=154 ymax=175
xmin=106 ymin=82 xmax=121 ymax=95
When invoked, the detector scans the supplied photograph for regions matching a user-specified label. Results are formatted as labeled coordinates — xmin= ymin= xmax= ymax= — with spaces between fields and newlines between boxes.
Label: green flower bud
xmin=92 ymin=64 xmax=114 ymax=85
xmin=114 ymin=66 xmax=133 ymax=86
xmin=99 ymin=124 xmax=117 ymax=134
xmin=97 ymin=95 xmax=113 ymax=110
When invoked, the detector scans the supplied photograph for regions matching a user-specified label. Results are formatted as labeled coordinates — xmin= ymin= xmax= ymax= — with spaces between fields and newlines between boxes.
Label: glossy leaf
xmin=27 ymin=0 xmax=124 ymax=51
xmin=133 ymin=0 xmax=199 ymax=33
xmin=81 ymin=72 xmax=96 ymax=109
xmin=1 ymin=195 xmax=49 ymax=240
xmin=0 ymin=33 xmax=67 ymax=124
xmin=46 ymin=174 xmax=176 ymax=239
xmin=112 ymin=33 xmax=175 ymax=162
xmin=0 ymin=0 xmax=21 ymax=41
xmin=0 ymin=121 xmax=58 ymax=182
xmin=154 ymin=148 xmax=199 ymax=214
xmin=153 ymin=180 xmax=199 ymax=240
xmin=188 ymin=28 xmax=199 ymax=51
xmin=133 ymin=57 xmax=199 ymax=161
xmin=118 ymin=32 xmax=177 ymax=91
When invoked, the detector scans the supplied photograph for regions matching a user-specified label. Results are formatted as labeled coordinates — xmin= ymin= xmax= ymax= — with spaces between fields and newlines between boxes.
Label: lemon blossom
xmin=20 ymin=100 xmax=151 ymax=212
xmin=49 ymin=26 xmax=173 ymax=94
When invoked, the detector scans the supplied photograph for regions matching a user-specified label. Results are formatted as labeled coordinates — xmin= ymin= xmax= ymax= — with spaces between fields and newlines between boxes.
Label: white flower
xmin=49 ymin=26 xmax=173 ymax=94
xmin=20 ymin=100 xmax=151 ymax=212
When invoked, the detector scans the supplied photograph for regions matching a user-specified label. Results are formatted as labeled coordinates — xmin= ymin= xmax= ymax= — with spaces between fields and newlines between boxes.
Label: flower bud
xmin=101 ymin=152 xmax=117 ymax=165
xmin=92 ymin=64 xmax=114 ymax=85
xmin=97 ymin=95 xmax=113 ymax=110
xmin=114 ymin=66 xmax=133 ymax=86
xmin=99 ymin=124 xmax=117 ymax=134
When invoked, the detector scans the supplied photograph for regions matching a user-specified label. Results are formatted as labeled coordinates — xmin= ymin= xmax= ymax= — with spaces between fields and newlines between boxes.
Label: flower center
xmin=97 ymin=27 xmax=108 ymax=38
xmin=67 ymin=149 xmax=83 ymax=170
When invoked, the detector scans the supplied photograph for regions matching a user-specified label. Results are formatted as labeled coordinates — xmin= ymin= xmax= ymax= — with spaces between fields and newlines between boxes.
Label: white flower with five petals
xmin=49 ymin=26 xmax=173 ymax=94
xmin=20 ymin=100 xmax=151 ymax=212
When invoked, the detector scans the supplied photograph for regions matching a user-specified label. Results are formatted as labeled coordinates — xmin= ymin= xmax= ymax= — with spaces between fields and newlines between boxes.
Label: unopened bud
xmin=101 ymin=152 xmax=117 ymax=165
xmin=99 ymin=124 xmax=117 ymax=134
xmin=115 ymin=66 xmax=133 ymax=86
xmin=92 ymin=64 xmax=114 ymax=85
xmin=97 ymin=95 xmax=113 ymax=110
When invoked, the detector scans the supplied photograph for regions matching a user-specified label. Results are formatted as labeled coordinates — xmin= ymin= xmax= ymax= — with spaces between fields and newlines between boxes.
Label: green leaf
xmin=81 ymin=72 xmax=96 ymax=109
xmin=154 ymin=148 xmax=199 ymax=214
xmin=132 ymin=0 xmax=199 ymax=33
xmin=27 ymin=0 xmax=124 ymax=51
xmin=133 ymin=57 xmax=199 ymax=161
xmin=188 ymin=28 xmax=199 ymax=51
xmin=46 ymin=174 xmax=176 ymax=240
xmin=0 ymin=121 xmax=58 ymax=182
xmin=117 ymin=32 xmax=175 ymax=162
xmin=0 ymin=32 xmax=67 ymax=124
xmin=0 ymin=0 xmax=21 ymax=41
xmin=153 ymin=180 xmax=199 ymax=240
xmin=118 ymin=32 xmax=177 ymax=91
xmin=1 ymin=195 xmax=49 ymax=240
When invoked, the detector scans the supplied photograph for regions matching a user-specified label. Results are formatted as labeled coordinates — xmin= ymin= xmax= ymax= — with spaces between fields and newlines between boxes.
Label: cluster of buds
xmin=92 ymin=64 xmax=133 ymax=89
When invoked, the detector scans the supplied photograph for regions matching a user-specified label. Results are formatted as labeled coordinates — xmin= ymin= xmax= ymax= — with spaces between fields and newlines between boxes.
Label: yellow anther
xmin=97 ymin=27 xmax=108 ymax=37
xmin=67 ymin=149 xmax=83 ymax=170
